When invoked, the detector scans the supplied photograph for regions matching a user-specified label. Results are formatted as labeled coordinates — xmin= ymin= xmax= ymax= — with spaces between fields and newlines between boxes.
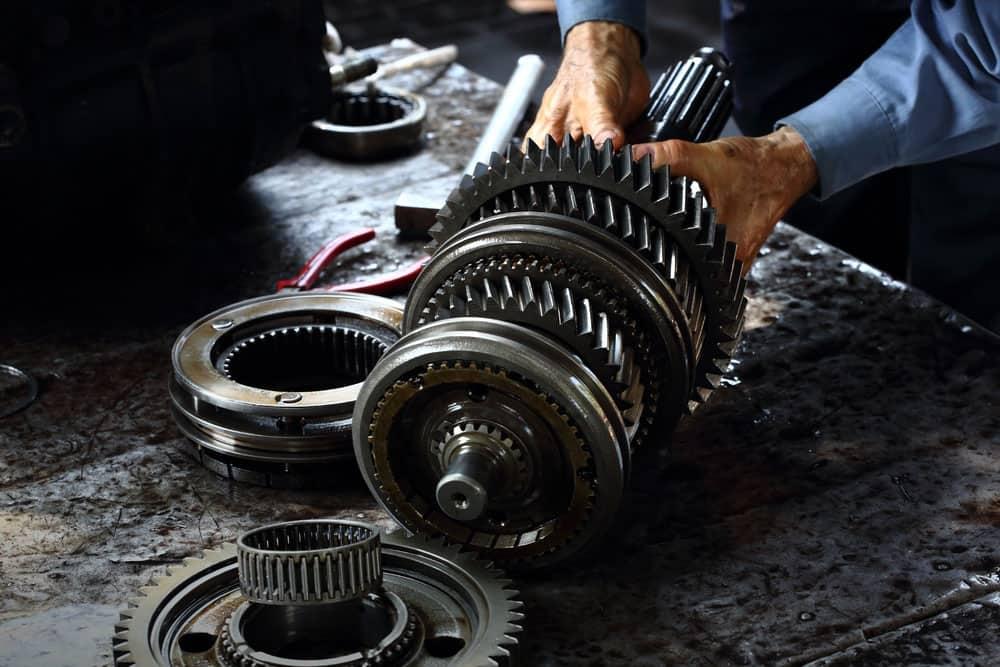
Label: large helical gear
xmin=354 ymin=135 xmax=747 ymax=570
xmin=112 ymin=520 xmax=523 ymax=667
xmin=430 ymin=134 xmax=746 ymax=407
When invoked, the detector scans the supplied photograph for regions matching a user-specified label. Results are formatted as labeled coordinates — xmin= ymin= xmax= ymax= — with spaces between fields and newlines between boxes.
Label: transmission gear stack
xmin=354 ymin=48 xmax=746 ymax=570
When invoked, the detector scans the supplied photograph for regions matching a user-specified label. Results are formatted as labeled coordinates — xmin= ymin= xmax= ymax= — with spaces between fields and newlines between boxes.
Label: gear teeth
xmin=541 ymin=135 xmax=559 ymax=171
xmin=596 ymin=137 xmax=614 ymax=175
xmin=429 ymin=133 xmax=747 ymax=413
xmin=489 ymin=151 xmax=506 ymax=174
xmin=614 ymin=145 xmax=634 ymax=183
xmin=635 ymin=153 xmax=653 ymax=192
xmin=578 ymin=135 xmax=596 ymax=174
xmin=524 ymin=138 xmax=542 ymax=171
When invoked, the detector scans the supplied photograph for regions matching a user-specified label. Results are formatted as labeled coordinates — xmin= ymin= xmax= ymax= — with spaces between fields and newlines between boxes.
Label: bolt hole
xmin=466 ymin=385 xmax=488 ymax=402
xmin=424 ymin=635 xmax=466 ymax=658
xmin=178 ymin=632 xmax=217 ymax=653
xmin=451 ymin=493 xmax=469 ymax=510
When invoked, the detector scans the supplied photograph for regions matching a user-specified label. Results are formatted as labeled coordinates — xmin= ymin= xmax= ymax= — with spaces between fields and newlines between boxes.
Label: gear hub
xmin=113 ymin=519 xmax=523 ymax=666
xmin=354 ymin=135 xmax=747 ymax=569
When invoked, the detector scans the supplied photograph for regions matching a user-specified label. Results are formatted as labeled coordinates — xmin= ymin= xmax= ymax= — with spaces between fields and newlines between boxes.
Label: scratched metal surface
xmin=1 ymin=42 xmax=998 ymax=667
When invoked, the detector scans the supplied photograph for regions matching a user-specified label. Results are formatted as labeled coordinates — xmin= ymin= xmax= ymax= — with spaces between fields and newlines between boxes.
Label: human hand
xmin=525 ymin=21 xmax=649 ymax=150
xmin=632 ymin=126 xmax=819 ymax=273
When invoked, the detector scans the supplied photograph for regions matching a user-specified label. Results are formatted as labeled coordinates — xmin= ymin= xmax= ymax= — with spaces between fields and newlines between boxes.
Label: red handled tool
xmin=276 ymin=228 xmax=427 ymax=295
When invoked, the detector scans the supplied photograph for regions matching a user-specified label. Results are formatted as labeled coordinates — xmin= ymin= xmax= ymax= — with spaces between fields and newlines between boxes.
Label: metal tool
xmin=354 ymin=48 xmax=743 ymax=570
xmin=112 ymin=519 xmax=523 ymax=666
xmin=462 ymin=54 xmax=545 ymax=176
xmin=395 ymin=54 xmax=546 ymax=235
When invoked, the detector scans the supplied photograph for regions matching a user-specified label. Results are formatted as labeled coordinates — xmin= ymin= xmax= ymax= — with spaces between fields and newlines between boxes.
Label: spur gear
xmin=353 ymin=135 xmax=747 ymax=570
xmin=112 ymin=519 xmax=523 ymax=667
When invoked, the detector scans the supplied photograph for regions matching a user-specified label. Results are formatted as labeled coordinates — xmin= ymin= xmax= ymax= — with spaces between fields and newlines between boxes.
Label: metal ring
xmin=0 ymin=364 xmax=38 ymax=418
xmin=304 ymin=86 xmax=426 ymax=160
xmin=170 ymin=292 xmax=403 ymax=485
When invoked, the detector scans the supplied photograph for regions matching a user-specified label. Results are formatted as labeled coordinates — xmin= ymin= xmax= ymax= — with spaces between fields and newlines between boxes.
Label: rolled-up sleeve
xmin=556 ymin=0 xmax=648 ymax=53
xmin=779 ymin=0 xmax=1000 ymax=199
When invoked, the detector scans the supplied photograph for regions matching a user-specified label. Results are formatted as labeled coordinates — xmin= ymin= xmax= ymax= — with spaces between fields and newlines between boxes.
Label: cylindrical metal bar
xmin=464 ymin=54 xmax=545 ymax=175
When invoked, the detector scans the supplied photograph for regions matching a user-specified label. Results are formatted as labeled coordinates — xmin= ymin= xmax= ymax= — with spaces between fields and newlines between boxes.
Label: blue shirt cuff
xmin=556 ymin=0 xmax=648 ymax=55
xmin=778 ymin=77 xmax=899 ymax=199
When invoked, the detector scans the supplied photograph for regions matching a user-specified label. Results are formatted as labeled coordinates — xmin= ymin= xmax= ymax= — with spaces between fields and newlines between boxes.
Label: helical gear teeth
xmin=431 ymin=134 xmax=746 ymax=409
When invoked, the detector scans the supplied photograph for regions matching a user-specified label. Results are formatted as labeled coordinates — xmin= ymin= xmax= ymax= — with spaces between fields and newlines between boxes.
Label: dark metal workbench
xmin=1 ymin=42 xmax=998 ymax=666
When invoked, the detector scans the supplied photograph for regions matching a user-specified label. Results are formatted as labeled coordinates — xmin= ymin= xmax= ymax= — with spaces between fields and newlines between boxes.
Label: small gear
xmin=430 ymin=135 xmax=746 ymax=409
xmin=430 ymin=421 xmax=531 ymax=497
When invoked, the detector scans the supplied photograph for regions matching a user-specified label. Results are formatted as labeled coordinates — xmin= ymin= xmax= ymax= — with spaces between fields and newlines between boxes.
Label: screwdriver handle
xmin=637 ymin=47 xmax=733 ymax=144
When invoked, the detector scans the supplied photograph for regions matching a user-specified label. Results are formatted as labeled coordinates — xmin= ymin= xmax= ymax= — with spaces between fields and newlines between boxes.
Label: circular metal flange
xmin=305 ymin=85 xmax=427 ymax=161
xmin=354 ymin=317 xmax=629 ymax=570
xmin=171 ymin=292 xmax=403 ymax=488
xmin=112 ymin=524 xmax=523 ymax=667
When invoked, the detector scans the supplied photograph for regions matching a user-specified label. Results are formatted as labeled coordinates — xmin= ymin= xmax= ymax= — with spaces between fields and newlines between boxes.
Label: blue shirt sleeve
xmin=556 ymin=0 xmax=648 ymax=54
xmin=780 ymin=1 xmax=1000 ymax=199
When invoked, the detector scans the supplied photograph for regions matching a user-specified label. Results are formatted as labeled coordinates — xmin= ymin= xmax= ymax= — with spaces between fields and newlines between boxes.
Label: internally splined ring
xmin=170 ymin=292 xmax=403 ymax=488
xmin=237 ymin=520 xmax=381 ymax=605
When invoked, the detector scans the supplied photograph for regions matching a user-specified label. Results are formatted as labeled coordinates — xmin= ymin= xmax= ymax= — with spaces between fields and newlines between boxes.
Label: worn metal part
xmin=355 ymin=318 xmax=627 ymax=569
xmin=0 ymin=363 xmax=38 ymax=418
xmin=305 ymin=86 xmax=426 ymax=161
xmin=171 ymin=293 xmax=403 ymax=488
xmin=354 ymin=135 xmax=746 ymax=568
xmin=112 ymin=521 xmax=523 ymax=666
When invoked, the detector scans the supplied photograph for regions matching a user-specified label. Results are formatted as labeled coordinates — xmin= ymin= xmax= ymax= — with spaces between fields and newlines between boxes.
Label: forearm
xmin=780 ymin=0 xmax=1000 ymax=198
xmin=556 ymin=0 xmax=648 ymax=54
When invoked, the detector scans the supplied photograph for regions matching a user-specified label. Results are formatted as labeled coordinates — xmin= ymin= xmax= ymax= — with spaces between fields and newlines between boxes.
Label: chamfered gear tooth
xmin=615 ymin=145 xmax=634 ymax=183
xmin=596 ymin=137 xmax=614 ymax=174
xmin=635 ymin=152 xmax=653 ymax=192
xmin=541 ymin=135 xmax=559 ymax=170
xmin=559 ymin=134 xmax=575 ymax=170
xmin=577 ymin=135 xmax=596 ymax=173
xmin=653 ymin=162 xmax=671 ymax=203
xmin=489 ymin=150 xmax=507 ymax=174
xmin=504 ymin=143 xmax=525 ymax=176
xmin=524 ymin=138 xmax=542 ymax=171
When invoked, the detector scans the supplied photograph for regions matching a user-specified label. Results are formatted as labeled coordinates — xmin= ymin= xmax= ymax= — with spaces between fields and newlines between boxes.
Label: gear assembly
xmin=131 ymin=43 xmax=742 ymax=665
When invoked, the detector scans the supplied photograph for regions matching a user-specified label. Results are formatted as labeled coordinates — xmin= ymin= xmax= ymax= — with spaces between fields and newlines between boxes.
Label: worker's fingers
xmin=524 ymin=86 xmax=570 ymax=150
xmin=633 ymin=140 xmax=709 ymax=189
xmin=566 ymin=118 xmax=585 ymax=143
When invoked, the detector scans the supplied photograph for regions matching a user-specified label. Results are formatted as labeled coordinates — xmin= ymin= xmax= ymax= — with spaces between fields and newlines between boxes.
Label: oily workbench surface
xmin=2 ymin=42 xmax=999 ymax=667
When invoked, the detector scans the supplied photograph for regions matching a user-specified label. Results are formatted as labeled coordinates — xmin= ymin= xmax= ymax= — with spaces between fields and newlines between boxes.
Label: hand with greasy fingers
xmin=632 ymin=126 xmax=819 ymax=273
xmin=525 ymin=21 xmax=649 ymax=151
